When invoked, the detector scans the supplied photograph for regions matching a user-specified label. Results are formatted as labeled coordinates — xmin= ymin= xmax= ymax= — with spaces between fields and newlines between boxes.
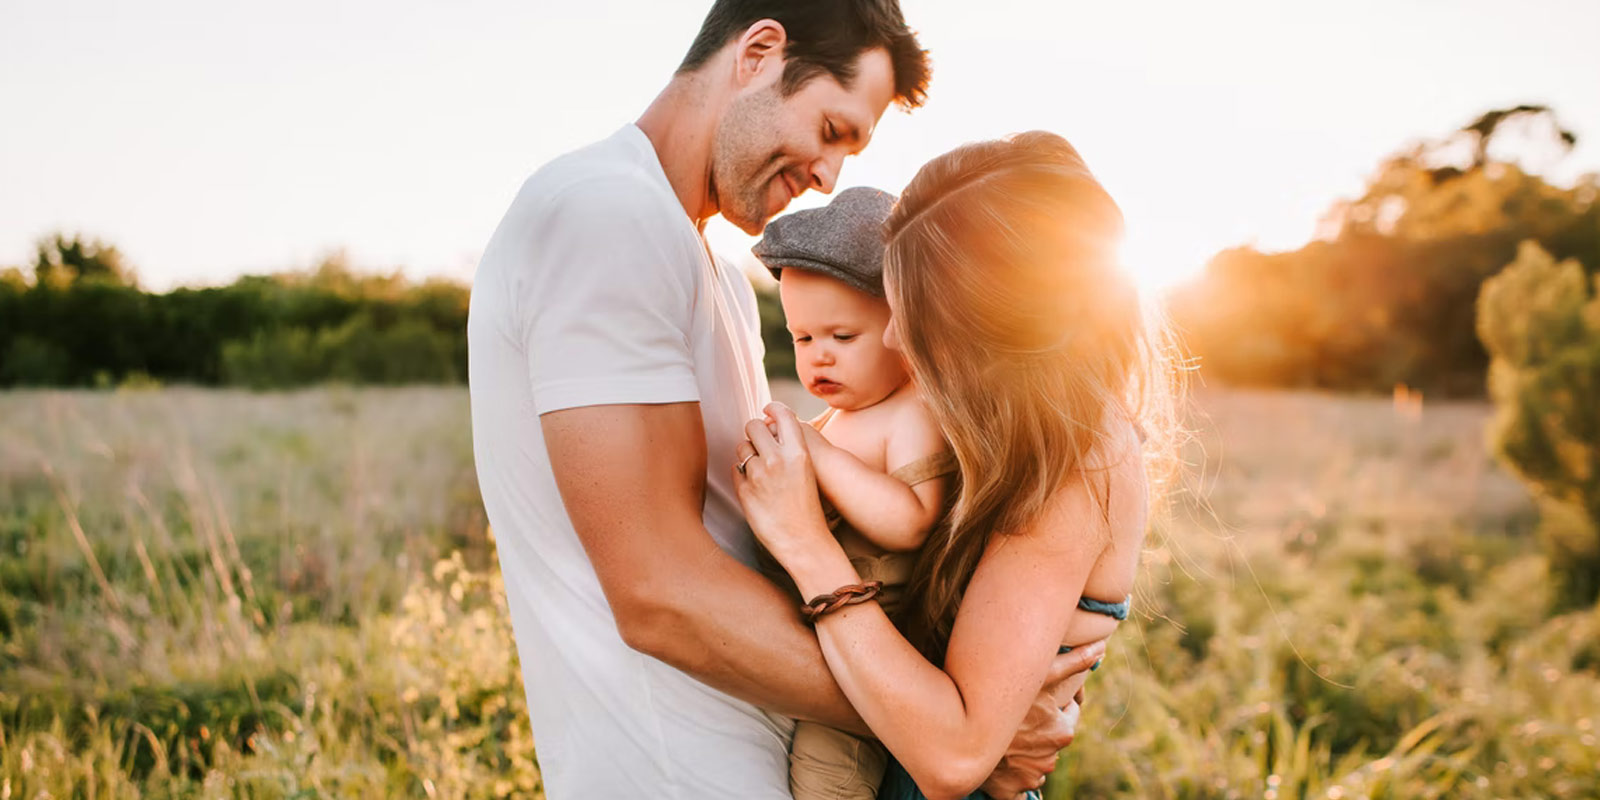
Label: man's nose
xmin=809 ymin=153 xmax=842 ymax=195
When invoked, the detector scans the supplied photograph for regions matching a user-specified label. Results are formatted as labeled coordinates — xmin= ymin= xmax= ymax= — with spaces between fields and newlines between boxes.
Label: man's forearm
xmin=621 ymin=542 xmax=869 ymax=735
xmin=542 ymin=402 xmax=866 ymax=734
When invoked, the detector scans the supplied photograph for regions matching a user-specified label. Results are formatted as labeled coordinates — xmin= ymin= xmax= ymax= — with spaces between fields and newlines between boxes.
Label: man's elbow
xmin=612 ymin=589 xmax=696 ymax=665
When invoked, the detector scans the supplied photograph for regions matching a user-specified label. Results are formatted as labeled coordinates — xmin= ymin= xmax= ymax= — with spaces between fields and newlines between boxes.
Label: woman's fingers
xmin=734 ymin=440 xmax=758 ymax=478
xmin=744 ymin=417 xmax=778 ymax=454
xmin=1045 ymin=639 xmax=1106 ymax=686
xmin=978 ymin=754 xmax=1055 ymax=799
xmin=1042 ymin=640 xmax=1106 ymax=708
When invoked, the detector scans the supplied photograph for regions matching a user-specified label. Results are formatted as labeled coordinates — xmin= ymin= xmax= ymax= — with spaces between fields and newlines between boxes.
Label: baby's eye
xmin=793 ymin=336 xmax=812 ymax=344
xmin=834 ymin=334 xmax=857 ymax=342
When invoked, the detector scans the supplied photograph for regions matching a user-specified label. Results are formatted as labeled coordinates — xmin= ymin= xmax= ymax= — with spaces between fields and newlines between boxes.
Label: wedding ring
xmin=737 ymin=452 xmax=757 ymax=475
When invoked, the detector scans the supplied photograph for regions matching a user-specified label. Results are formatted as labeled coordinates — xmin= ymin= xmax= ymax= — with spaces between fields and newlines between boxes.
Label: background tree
xmin=1172 ymin=104 xmax=1599 ymax=396
xmin=31 ymin=232 xmax=138 ymax=288
xmin=1477 ymin=240 xmax=1600 ymax=609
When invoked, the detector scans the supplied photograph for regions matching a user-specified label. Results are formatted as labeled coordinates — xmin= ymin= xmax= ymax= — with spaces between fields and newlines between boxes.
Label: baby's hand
xmin=764 ymin=408 xmax=827 ymax=450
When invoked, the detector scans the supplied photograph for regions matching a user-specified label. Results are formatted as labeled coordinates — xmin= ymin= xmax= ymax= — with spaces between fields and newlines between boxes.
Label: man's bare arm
xmin=541 ymin=401 xmax=866 ymax=733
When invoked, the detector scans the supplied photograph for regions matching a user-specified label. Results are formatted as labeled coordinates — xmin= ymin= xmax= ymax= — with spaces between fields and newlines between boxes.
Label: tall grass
xmin=1052 ymin=390 xmax=1598 ymax=799
xmin=0 ymin=387 xmax=1595 ymax=797
xmin=1 ymin=387 xmax=533 ymax=798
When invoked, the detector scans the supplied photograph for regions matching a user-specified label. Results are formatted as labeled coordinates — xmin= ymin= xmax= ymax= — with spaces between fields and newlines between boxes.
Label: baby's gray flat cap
xmin=753 ymin=186 xmax=896 ymax=297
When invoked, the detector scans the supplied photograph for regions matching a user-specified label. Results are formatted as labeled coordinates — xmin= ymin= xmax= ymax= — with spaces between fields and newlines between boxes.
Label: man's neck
xmin=636 ymin=74 xmax=724 ymax=230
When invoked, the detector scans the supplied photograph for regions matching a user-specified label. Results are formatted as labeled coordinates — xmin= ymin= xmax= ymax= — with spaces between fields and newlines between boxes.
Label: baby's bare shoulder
xmin=884 ymin=387 xmax=949 ymax=469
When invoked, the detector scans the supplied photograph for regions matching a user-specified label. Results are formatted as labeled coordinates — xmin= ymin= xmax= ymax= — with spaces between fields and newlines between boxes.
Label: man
xmin=468 ymin=1 xmax=1103 ymax=795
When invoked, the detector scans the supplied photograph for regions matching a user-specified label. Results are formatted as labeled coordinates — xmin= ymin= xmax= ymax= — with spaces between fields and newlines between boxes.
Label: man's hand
xmin=979 ymin=640 xmax=1106 ymax=798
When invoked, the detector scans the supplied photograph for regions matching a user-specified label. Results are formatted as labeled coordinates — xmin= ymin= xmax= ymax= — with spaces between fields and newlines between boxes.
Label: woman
xmin=733 ymin=131 xmax=1179 ymax=800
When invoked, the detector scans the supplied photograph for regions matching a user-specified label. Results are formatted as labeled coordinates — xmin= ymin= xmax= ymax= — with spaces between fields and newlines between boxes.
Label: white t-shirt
xmin=467 ymin=125 xmax=792 ymax=798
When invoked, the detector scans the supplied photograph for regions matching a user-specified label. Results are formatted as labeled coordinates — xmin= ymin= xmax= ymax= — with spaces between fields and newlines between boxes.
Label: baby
xmin=753 ymin=187 xmax=955 ymax=800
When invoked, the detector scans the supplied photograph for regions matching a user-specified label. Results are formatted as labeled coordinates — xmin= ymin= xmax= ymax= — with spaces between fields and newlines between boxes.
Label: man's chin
xmin=725 ymin=206 xmax=774 ymax=235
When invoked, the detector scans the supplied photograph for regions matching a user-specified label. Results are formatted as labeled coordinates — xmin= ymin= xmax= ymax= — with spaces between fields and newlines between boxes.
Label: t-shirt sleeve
xmin=519 ymin=174 xmax=701 ymax=415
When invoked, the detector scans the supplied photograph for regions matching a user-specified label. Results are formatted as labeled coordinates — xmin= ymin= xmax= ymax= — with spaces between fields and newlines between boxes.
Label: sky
xmin=3 ymin=0 xmax=1598 ymax=292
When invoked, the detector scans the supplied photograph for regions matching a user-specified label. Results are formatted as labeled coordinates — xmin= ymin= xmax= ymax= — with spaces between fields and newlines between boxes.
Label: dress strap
xmin=809 ymin=408 xmax=838 ymax=431
xmin=888 ymin=451 xmax=959 ymax=487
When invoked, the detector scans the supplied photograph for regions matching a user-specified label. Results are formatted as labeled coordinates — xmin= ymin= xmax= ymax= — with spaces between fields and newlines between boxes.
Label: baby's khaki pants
xmin=788 ymin=552 xmax=910 ymax=800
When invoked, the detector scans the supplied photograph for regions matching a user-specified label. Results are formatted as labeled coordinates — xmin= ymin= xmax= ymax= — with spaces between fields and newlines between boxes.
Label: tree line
xmin=2 ymin=105 xmax=1593 ymax=398
xmin=0 ymin=240 xmax=469 ymax=388
xmin=0 ymin=235 xmax=796 ymax=390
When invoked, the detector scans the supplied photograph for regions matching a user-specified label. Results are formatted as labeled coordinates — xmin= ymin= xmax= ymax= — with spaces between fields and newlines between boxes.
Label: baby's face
xmin=779 ymin=270 xmax=909 ymax=411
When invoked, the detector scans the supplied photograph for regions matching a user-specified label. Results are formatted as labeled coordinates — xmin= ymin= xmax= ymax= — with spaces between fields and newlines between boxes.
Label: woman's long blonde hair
xmin=885 ymin=131 xmax=1182 ymax=661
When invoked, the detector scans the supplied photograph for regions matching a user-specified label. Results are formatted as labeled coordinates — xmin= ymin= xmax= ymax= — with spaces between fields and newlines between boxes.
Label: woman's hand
xmin=733 ymin=403 xmax=835 ymax=569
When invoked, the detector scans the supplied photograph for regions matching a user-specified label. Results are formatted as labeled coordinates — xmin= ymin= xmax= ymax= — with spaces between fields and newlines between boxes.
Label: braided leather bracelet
xmin=801 ymin=581 xmax=884 ymax=625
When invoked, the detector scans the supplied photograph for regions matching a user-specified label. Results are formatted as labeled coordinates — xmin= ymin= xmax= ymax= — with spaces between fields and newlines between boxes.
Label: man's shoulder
xmin=518 ymin=130 xmax=679 ymax=225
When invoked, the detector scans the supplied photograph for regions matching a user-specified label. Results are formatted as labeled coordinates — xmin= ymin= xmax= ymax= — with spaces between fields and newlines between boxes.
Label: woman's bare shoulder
xmin=1028 ymin=422 xmax=1148 ymax=547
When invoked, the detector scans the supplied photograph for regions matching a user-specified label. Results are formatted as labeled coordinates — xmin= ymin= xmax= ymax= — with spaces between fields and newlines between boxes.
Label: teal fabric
xmin=1075 ymin=594 xmax=1130 ymax=621
xmin=879 ymin=760 xmax=1040 ymax=800
xmin=1058 ymin=594 xmax=1131 ymax=653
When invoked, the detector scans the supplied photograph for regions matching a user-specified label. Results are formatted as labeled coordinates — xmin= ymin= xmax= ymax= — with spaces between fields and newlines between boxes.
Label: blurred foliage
xmin=0 ymin=247 xmax=468 ymax=388
xmin=1478 ymin=241 xmax=1600 ymax=608
xmin=1172 ymin=105 xmax=1600 ymax=396
xmin=0 ymin=388 xmax=528 ymax=797
xmin=29 ymin=232 xmax=139 ymax=289
xmin=753 ymin=280 xmax=797 ymax=381
xmin=1 ymin=238 xmax=802 ymax=387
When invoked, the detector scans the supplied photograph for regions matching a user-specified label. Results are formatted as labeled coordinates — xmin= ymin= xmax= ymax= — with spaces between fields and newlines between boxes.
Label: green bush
xmin=220 ymin=327 xmax=327 ymax=388
xmin=220 ymin=314 xmax=461 ymax=389
xmin=1 ymin=334 xmax=73 ymax=384
xmin=1477 ymin=240 xmax=1600 ymax=608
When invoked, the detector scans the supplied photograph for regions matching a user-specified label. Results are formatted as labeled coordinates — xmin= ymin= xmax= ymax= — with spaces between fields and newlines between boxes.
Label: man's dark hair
xmin=677 ymin=0 xmax=931 ymax=110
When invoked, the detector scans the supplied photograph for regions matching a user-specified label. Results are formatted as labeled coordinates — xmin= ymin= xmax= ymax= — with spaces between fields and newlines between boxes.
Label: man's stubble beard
xmin=712 ymin=88 xmax=786 ymax=235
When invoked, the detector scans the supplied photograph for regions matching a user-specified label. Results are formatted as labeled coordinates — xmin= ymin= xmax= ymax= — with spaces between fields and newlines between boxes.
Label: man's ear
xmin=733 ymin=19 xmax=787 ymax=88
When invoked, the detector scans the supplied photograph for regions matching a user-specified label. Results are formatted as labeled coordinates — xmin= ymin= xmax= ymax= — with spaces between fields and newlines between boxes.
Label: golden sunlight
xmin=1119 ymin=233 xmax=1212 ymax=297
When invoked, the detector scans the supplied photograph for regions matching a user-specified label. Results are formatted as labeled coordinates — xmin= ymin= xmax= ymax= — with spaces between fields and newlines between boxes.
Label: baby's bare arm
xmin=803 ymin=404 xmax=950 ymax=553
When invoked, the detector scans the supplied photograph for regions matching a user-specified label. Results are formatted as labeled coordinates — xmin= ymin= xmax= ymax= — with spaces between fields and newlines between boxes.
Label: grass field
xmin=1 ymin=385 xmax=1596 ymax=798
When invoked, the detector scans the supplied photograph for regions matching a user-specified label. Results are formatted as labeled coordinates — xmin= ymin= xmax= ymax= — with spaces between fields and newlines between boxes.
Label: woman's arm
xmin=737 ymin=406 xmax=1106 ymax=800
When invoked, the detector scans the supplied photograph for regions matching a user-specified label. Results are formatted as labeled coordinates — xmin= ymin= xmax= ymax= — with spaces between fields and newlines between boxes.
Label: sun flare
xmin=1119 ymin=234 xmax=1211 ymax=298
